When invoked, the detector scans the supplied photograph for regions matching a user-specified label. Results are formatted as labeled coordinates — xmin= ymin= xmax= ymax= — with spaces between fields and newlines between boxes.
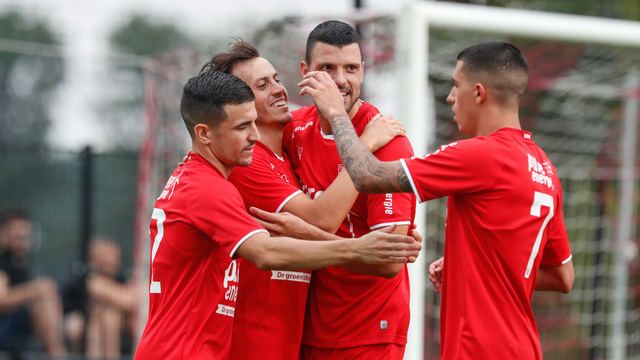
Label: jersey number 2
xmin=150 ymin=208 xmax=166 ymax=293
xmin=525 ymin=192 xmax=554 ymax=279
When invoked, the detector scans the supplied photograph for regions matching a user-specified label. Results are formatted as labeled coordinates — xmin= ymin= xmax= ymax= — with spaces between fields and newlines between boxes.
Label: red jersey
xmin=135 ymin=153 xmax=266 ymax=360
xmin=227 ymin=141 xmax=311 ymax=359
xmin=283 ymin=101 xmax=416 ymax=348
xmin=401 ymin=128 xmax=572 ymax=360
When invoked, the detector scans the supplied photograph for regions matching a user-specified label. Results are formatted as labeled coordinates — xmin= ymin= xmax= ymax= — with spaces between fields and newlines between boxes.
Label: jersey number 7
xmin=150 ymin=208 xmax=166 ymax=293
xmin=525 ymin=191 xmax=555 ymax=279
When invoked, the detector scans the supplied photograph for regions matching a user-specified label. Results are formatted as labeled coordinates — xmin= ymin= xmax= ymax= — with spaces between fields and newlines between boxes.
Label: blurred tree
xmin=100 ymin=15 xmax=191 ymax=150
xmin=110 ymin=15 xmax=190 ymax=56
xmin=0 ymin=11 xmax=63 ymax=149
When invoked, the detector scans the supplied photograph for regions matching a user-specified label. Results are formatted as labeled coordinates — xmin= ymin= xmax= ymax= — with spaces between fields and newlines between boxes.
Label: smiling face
xmin=207 ymin=101 xmax=260 ymax=173
xmin=302 ymin=42 xmax=364 ymax=117
xmin=231 ymin=57 xmax=291 ymax=126
xmin=446 ymin=60 xmax=479 ymax=136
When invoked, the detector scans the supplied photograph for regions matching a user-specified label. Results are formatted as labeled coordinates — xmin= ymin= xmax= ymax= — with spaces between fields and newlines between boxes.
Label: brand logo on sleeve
xmin=384 ymin=193 xmax=394 ymax=215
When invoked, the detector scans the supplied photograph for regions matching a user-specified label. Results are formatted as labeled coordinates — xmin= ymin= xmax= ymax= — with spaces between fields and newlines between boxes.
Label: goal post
xmin=398 ymin=2 xmax=640 ymax=360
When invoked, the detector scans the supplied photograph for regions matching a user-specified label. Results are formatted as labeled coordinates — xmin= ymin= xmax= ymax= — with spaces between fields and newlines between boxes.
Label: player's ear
xmin=474 ymin=83 xmax=486 ymax=104
xmin=300 ymin=61 xmax=309 ymax=76
xmin=194 ymin=123 xmax=212 ymax=145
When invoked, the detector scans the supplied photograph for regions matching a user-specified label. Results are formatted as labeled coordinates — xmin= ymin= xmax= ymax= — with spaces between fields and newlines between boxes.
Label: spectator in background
xmin=63 ymin=236 xmax=137 ymax=359
xmin=0 ymin=209 xmax=66 ymax=357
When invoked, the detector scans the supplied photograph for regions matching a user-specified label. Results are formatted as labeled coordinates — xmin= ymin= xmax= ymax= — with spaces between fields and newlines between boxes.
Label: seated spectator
xmin=0 ymin=209 xmax=66 ymax=357
xmin=63 ymin=236 xmax=136 ymax=359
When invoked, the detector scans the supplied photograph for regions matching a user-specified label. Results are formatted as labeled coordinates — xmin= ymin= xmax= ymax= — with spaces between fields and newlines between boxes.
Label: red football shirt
xmin=135 ymin=153 xmax=267 ymax=360
xmin=401 ymin=128 xmax=572 ymax=360
xmin=227 ymin=141 xmax=311 ymax=359
xmin=283 ymin=101 xmax=416 ymax=348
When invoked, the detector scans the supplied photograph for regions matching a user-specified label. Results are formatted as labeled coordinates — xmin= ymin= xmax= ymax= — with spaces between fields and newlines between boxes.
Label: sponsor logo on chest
xmin=527 ymin=153 xmax=554 ymax=190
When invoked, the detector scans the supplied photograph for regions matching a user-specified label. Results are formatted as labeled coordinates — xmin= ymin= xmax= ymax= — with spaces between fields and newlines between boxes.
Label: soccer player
xmin=134 ymin=70 xmax=420 ymax=360
xmin=204 ymin=41 xmax=406 ymax=359
xmin=283 ymin=21 xmax=416 ymax=359
xmin=300 ymin=41 xmax=574 ymax=359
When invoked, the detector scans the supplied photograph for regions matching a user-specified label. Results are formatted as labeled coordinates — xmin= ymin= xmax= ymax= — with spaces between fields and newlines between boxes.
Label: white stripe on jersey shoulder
xmin=370 ymin=221 xmax=411 ymax=230
xmin=275 ymin=190 xmax=303 ymax=214
xmin=320 ymin=128 xmax=334 ymax=140
xmin=399 ymin=159 xmax=424 ymax=203
xmin=230 ymin=229 xmax=269 ymax=258
xmin=561 ymin=254 xmax=573 ymax=264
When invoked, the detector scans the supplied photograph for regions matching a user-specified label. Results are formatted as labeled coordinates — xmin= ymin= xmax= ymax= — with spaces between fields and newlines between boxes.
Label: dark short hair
xmin=201 ymin=40 xmax=260 ymax=75
xmin=457 ymin=41 xmax=529 ymax=103
xmin=0 ymin=209 xmax=30 ymax=228
xmin=180 ymin=71 xmax=255 ymax=138
xmin=305 ymin=20 xmax=360 ymax=64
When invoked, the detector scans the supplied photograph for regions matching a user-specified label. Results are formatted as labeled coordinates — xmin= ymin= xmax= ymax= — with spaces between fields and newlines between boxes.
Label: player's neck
xmin=256 ymin=123 xmax=284 ymax=155
xmin=191 ymin=144 xmax=232 ymax=178
xmin=475 ymin=108 xmax=521 ymax=136
xmin=318 ymin=99 xmax=361 ymax=135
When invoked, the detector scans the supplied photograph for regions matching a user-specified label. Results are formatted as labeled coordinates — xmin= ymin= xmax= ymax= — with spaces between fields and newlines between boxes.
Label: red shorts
xmin=301 ymin=344 xmax=406 ymax=360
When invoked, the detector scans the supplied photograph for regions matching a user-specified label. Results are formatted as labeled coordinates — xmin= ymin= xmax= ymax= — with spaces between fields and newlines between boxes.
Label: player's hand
xmin=298 ymin=71 xmax=347 ymax=121
xmin=407 ymin=225 xmax=423 ymax=263
xmin=429 ymin=257 xmax=444 ymax=293
xmin=355 ymin=225 xmax=421 ymax=264
xmin=250 ymin=207 xmax=319 ymax=239
xmin=360 ymin=114 xmax=407 ymax=152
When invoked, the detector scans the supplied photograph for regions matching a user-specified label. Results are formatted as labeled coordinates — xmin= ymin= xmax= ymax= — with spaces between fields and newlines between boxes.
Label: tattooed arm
xmin=299 ymin=71 xmax=412 ymax=194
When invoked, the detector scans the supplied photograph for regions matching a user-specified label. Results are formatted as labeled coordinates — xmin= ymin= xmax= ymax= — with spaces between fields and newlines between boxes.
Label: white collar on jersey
xmin=320 ymin=128 xmax=334 ymax=140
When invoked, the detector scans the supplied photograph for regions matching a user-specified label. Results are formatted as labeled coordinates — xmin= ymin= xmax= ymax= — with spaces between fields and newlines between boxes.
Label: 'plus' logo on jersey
xmin=528 ymin=154 xmax=554 ymax=190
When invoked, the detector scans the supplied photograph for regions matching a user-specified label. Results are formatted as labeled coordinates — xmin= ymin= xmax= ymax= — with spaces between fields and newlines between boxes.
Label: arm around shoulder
xmin=235 ymin=227 xmax=420 ymax=271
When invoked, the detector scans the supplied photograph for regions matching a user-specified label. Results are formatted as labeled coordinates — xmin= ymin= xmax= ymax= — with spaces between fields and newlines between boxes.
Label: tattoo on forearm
xmin=329 ymin=115 xmax=412 ymax=193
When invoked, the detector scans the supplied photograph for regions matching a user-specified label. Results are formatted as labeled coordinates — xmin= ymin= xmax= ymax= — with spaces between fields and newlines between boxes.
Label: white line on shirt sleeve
xmin=370 ymin=221 xmax=411 ymax=230
xmin=230 ymin=229 xmax=269 ymax=258
xmin=561 ymin=254 xmax=573 ymax=264
xmin=400 ymin=159 xmax=423 ymax=203
xmin=275 ymin=190 xmax=303 ymax=214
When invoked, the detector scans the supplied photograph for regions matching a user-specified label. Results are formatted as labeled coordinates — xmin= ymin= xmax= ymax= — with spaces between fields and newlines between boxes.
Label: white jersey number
xmin=525 ymin=192 xmax=555 ymax=278
xmin=150 ymin=208 xmax=166 ymax=293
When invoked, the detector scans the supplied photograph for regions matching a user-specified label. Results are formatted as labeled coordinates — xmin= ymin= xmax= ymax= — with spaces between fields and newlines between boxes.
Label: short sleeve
xmin=229 ymin=155 xmax=302 ymax=214
xmin=188 ymin=180 xmax=267 ymax=258
xmin=400 ymin=138 xmax=500 ymax=203
xmin=367 ymin=135 xmax=416 ymax=230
